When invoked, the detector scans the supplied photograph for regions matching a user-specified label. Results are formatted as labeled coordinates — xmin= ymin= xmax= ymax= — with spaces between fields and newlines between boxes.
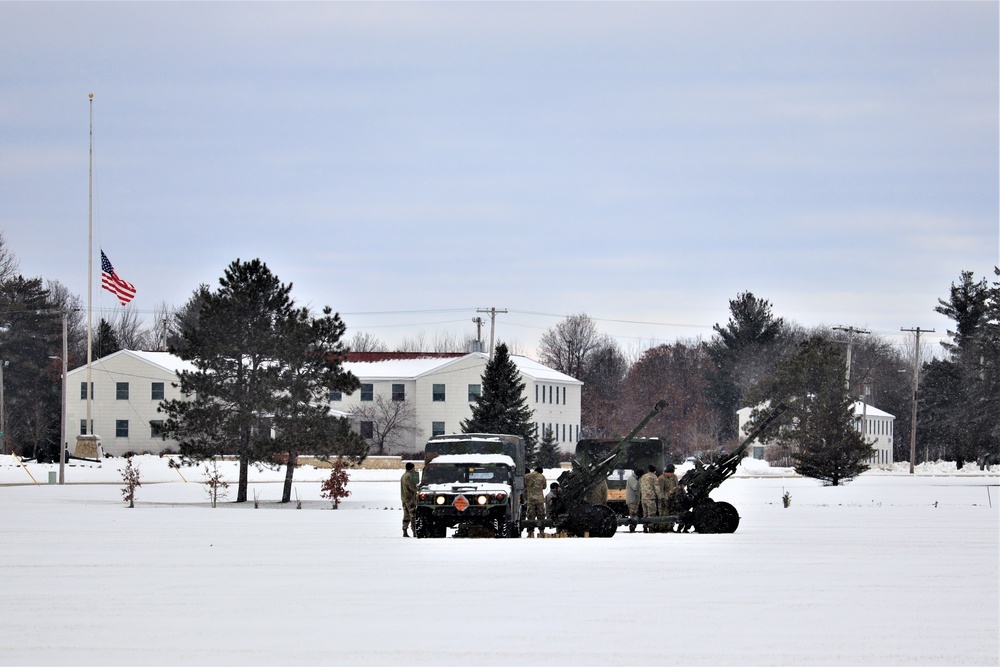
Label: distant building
xmin=66 ymin=350 xmax=195 ymax=457
xmin=65 ymin=350 xmax=581 ymax=457
xmin=737 ymin=401 xmax=894 ymax=466
xmin=337 ymin=352 xmax=581 ymax=452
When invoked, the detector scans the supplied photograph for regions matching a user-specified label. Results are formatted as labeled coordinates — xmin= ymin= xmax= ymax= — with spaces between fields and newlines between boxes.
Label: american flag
xmin=100 ymin=250 xmax=137 ymax=306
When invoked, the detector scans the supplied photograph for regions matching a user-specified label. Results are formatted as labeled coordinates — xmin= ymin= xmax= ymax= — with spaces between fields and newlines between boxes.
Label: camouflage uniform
xmin=656 ymin=471 xmax=678 ymax=517
xmin=584 ymin=479 xmax=608 ymax=506
xmin=400 ymin=467 xmax=419 ymax=534
xmin=639 ymin=471 xmax=660 ymax=526
xmin=523 ymin=470 xmax=547 ymax=530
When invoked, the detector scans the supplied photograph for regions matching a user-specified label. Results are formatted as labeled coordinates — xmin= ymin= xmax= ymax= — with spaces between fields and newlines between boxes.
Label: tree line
xmin=1 ymin=229 xmax=996 ymax=482
xmin=537 ymin=272 xmax=999 ymax=473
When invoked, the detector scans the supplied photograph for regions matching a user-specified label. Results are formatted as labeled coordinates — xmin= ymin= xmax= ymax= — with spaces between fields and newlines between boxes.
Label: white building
xmin=737 ymin=401 xmax=894 ymax=465
xmin=66 ymin=350 xmax=195 ymax=457
xmin=337 ymin=352 xmax=582 ymax=452
xmin=65 ymin=350 xmax=581 ymax=457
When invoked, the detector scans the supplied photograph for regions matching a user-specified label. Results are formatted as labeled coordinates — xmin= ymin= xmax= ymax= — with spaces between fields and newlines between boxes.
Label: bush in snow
xmin=121 ymin=456 xmax=141 ymax=508
xmin=203 ymin=459 xmax=229 ymax=508
xmin=320 ymin=458 xmax=351 ymax=509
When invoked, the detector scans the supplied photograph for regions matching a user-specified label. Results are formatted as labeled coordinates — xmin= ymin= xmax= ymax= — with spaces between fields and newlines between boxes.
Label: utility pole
xmin=471 ymin=316 xmax=484 ymax=353
xmin=832 ymin=325 xmax=870 ymax=391
xmin=901 ymin=327 xmax=934 ymax=474
xmin=476 ymin=308 xmax=507 ymax=359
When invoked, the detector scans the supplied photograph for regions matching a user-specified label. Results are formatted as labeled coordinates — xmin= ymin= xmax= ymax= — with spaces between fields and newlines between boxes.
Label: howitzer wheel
xmin=692 ymin=500 xmax=740 ymax=534
xmin=566 ymin=503 xmax=618 ymax=538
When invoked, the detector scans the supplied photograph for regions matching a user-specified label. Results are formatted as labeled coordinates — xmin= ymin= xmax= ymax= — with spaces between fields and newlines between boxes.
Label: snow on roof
xmin=345 ymin=352 xmax=581 ymax=383
xmin=69 ymin=350 xmax=197 ymax=376
xmin=851 ymin=402 xmax=894 ymax=419
xmin=426 ymin=454 xmax=516 ymax=466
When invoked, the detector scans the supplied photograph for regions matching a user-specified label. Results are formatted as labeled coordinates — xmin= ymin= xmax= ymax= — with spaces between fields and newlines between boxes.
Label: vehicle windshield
xmin=421 ymin=463 xmax=512 ymax=486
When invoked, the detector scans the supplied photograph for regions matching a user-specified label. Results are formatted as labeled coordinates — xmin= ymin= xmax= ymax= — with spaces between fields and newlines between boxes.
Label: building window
xmin=116 ymin=382 xmax=129 ymax=400
xmin=548 ymin=386 xmax=552 ymax=403
xmin=392 ymin=384 xmax=405 ymax=402
xmin=360 ymin=421 xmax=374 ymax=439
xmin=432 ymin=384 xmax=446 ymax=402
xmin=360 ymin=384 xmax=373 ymax=402
xmin=150 ymin=420 xmax=165 ymax=439
xmin=115 ymin=420 xmax=129 ymax=438
xmin=562 ymin=387 xmax=566 ymax=404
xmin=79 ymin=419 xmax=87 ymax=435
xmin=432 ymin=421 xmax=445 ymax=437
xmin=151 ymin=382 xmax=164 ymax=401
xmin=535 ymin=385 xmax=539 ymax=402
xmin=80 ymin=382 xmax=93 ymax=400
xmin=329 ymin=390 xmax=342 ymax=402
xmin=468 ymin=384 xmax=481 ymax=402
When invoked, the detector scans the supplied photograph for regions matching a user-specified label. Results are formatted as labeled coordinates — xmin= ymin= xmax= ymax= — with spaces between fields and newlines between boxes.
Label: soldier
xmin=584 ymin=477 xmax=608 ymax=506
xmin=524 ymin=466 xmax=547 ymax=537
xmin=639 ymin=465 xmax=660 ymax=533
xmin=400 ymin=462 xmax=419 ymax=537
xmin=545 ymin=482 xmax=564 ymax=518
xmin=657 ymin=463 xmax=679 ymax=530
xmin=626 ymin=469 xmax=642 ymax=532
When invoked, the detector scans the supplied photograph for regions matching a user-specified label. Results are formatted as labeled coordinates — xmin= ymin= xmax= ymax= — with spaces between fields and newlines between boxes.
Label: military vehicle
xmin=413 ymin=433 xmax=525 ymax=538
xmin=573 ymin=437 xmax=665 ymax=517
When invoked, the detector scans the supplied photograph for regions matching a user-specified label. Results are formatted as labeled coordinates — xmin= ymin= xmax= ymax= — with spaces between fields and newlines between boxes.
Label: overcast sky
xmin=2 ymin=2 xmax=997 ymax=357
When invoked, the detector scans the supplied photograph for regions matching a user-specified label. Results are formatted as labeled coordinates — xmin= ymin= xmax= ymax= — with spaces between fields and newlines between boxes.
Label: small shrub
xmin=782 ymin=490 xmax=792 ymax=508
xmin=320 ymin=458 xmax=351 ymax=509
xmin=203 ymin=459 xmax=229 ymax=508
xmin=121 ymin=456 xmax=141 ymax=508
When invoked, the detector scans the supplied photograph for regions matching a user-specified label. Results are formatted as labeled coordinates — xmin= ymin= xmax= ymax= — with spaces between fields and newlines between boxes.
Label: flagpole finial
xmin=88 ymin=93 xmax=94 ymax=99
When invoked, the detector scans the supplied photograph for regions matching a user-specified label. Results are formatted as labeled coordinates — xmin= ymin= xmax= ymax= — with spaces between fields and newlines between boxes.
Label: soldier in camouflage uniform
xmin=655 ymin=463 xmax=679 ymax=532
xmin=639 ymin=465 xmax=660 ymax=532
xmin=584 ymin=477 xmax=608 ymax=506
xmin=523 ymin=466 xmax=547 ymax=537
xmin=400 ymin=462 xmax=419 ymax=537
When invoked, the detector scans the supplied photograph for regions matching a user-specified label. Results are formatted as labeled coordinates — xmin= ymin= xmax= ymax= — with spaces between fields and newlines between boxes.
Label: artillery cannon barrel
xmin=560 ymin=399 xmax=667 ymax=501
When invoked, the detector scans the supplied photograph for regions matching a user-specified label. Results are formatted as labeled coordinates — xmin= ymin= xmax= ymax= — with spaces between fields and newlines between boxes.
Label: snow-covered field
xmin=1 ymin=456 xmax=997 ymax=666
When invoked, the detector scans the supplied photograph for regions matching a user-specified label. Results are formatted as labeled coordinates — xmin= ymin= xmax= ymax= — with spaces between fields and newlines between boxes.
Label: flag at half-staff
xmin=100 ymin=249 xmax=136 ymax=306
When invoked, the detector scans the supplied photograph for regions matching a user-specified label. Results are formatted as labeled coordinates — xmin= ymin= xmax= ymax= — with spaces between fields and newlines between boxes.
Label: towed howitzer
xmin=531 ymin=399 xmax=667 ymax=538
xmin=671 ymin=402 xmax=789 ymax=533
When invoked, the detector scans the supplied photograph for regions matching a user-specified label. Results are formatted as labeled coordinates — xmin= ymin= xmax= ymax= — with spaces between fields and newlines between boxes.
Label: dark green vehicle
xmin=574 ymin=437 xmax=666 ymax=517
xmin=413 ymin=433 xmax=525 ymax=538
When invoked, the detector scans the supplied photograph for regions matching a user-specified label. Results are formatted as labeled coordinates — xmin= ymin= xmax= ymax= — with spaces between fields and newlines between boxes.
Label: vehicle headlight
xmin=477 ymin=495 xmax=488 ymax=506
xmin=435 ymin=495 xmax=446 ymax=505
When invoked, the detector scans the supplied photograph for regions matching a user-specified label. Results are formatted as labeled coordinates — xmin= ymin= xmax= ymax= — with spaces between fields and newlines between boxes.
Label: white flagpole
xmin=86 ymin=93 xmax=93 ymax=436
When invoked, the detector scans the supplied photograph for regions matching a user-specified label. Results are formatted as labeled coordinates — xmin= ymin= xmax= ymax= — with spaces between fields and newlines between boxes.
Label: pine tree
xmin=535 ymin=426 xmax=561 ymax=469
xmin=747 ymin=336 xmax=871 ymax=485
xmin=462 ymin=342 xmax=537 ymax=459
xmin=161 ymin=259 xmax=296 ymax=502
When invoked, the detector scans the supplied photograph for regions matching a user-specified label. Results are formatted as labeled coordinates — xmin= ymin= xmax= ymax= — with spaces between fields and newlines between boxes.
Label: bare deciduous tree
xmin=348 ymin=331 xmax=388 ymax=353
xmin=350 ymin=396 xmax=421 ymax=455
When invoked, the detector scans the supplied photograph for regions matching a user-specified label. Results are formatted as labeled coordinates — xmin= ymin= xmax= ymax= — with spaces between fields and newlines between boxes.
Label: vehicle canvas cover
xmin=424 ymin=434 xmax=525 ymax=477
xmin=574 ymin=438 xmax=665 ymax=490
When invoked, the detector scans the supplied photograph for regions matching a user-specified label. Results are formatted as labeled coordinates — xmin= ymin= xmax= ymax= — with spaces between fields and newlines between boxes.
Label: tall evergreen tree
xmin=0 ymin=276 xmax=62 ymax=458
xmin=161 ymin=259 xmax=295 ymax=502
xmin=94 ymin=318 xmax=121 ymax=358
xmin=462 ymin=342 xmax=536 ymax=461
xmin=535 ymin=426 xmax=561 ymax=469
xmin=747 ymin=336 xmax=872 ymax=485
xmin=706 ymin=292 xmax=789 ymax=441
xmin=271 ymin=305 xmax=364 ymax=503
xmin=925 ymin=268 xmax=998 ymax=467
